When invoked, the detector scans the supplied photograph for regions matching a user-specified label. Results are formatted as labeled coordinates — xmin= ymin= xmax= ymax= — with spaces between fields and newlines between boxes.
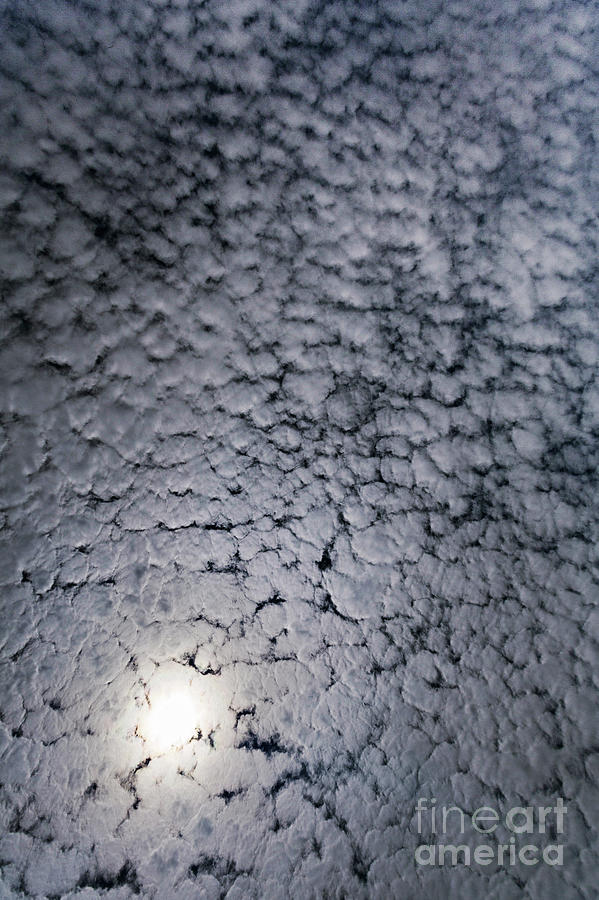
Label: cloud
xmin=0 ymin=0 xmax=597 ymax=896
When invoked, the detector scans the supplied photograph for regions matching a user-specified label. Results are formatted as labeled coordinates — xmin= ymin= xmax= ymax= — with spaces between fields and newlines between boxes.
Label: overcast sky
xmin=0 ymin=0 xmax=598 ymax=897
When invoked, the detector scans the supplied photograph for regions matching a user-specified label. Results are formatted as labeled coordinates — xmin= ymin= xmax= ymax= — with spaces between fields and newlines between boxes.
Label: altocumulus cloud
xmin=0 ymin=0 xmax=598 ymax=898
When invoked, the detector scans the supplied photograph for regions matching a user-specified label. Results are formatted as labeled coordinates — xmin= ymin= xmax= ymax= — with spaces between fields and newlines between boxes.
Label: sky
xmin=0 ymin=0 xmax=598 ymax=897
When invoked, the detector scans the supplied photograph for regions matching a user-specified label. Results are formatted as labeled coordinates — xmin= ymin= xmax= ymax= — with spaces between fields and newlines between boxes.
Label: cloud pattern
xmin=0 ymin=0 xmax=598 ymax=897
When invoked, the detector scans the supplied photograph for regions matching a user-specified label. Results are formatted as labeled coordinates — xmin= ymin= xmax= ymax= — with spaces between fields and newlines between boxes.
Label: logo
xmin=414 ymin=797 xmax=567 ymax=867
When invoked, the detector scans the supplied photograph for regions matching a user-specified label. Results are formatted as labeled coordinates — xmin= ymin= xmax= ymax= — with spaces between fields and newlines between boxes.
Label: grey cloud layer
xmin=0 ymin=0 xmax=598 ymax=897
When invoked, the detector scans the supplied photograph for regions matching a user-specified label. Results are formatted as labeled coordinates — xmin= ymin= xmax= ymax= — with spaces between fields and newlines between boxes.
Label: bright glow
xmin=140 ymin=689 xmax=199 ymax=754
